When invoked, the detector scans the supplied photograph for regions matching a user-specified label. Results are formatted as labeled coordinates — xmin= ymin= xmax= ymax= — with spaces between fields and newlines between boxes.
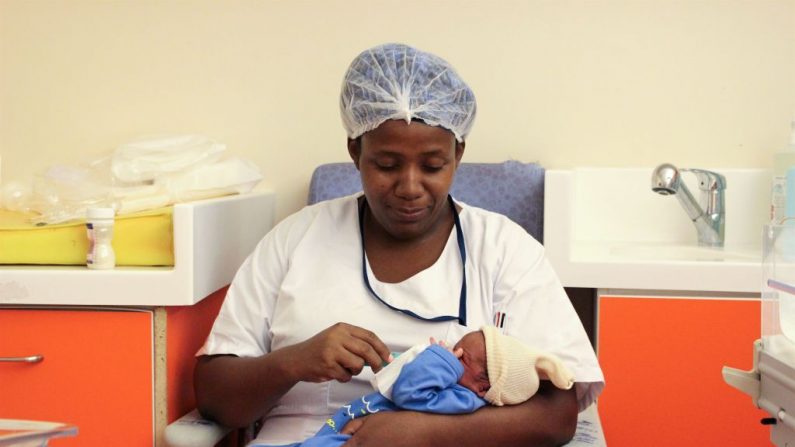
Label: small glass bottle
xmin=86 ymin=207 xmax=116 ymax=269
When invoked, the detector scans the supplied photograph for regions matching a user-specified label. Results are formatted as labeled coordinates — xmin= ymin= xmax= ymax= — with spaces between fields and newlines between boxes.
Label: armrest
xmin=564 ymin=404 xmax=606 ymax=446
xmin=164 ymin=409 xmax=232 ymax=447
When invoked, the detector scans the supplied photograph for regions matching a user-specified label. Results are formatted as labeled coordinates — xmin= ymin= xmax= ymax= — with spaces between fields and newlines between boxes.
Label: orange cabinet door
xmin=165 ymin=287 xmax=226 ymax=423
xmin=597 ymin=296 xmax=770 ymax=446
xmin=0 ymin=308 xmax=153 ymax=446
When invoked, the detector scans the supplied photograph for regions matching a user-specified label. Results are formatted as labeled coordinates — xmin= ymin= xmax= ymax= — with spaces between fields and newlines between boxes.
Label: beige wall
xmin=2 ymin=0 xmax=794 ymax=219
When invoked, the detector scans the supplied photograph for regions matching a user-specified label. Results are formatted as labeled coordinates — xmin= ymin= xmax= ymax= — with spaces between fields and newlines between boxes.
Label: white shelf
xmin=0 ymin=191 xmax=275 ymax=306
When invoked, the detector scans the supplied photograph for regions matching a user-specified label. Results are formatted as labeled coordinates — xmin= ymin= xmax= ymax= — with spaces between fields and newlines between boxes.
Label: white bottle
xmin=86 ymin=207 xmax=116 ymax=269
xmin=771 ymin=119 xmax=795 ymax=224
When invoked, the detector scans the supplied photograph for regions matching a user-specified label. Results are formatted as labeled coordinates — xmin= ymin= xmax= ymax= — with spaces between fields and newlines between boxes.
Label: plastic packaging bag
xmin=4 ymin=135 xmax=263 ymax=225
xmin=113 ymin=157 xmax=262 ymax=215
xmin=29 ymin=161 xmax=114 ymax=224
xmin=2 ymin=181 xmax=33 ymax=213
xmin=157 ymin=157 xmax=262 ymax=201
xmin=111 ymin=135 xmax=225 ymax=183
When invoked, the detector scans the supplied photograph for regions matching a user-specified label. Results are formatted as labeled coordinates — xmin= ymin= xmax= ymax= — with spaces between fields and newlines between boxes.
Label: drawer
xmin=0 ymin=308 xmax=153 ymax=446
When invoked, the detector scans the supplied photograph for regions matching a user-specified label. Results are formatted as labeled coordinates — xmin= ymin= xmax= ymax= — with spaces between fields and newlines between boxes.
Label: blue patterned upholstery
xmin=307 ymin=161 xmax=545 ymax=242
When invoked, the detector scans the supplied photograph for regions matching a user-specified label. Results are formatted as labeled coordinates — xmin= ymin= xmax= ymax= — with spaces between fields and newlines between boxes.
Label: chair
xmin=307 ymin=161 xmax=545 ymax=242
xmin=165 ymin=161 xmax=604 ymax=446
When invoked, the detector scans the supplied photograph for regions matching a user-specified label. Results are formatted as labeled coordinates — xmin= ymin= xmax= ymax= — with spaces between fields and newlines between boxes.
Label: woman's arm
xmin=341 ymin=381 xmax=578 ymax=447
xmin=194 ymin=322 xmax=392 ymax=428
xmin=194 ymin=348 xmax=297 ymax=428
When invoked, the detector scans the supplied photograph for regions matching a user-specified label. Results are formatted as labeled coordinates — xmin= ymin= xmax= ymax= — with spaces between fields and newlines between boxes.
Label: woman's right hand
xmin=286 ymin=322 xmax=392 ymax=383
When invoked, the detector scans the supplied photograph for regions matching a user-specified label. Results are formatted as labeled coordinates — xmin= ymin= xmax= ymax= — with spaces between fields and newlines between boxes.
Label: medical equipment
xmin=723 ymin=224 xmax=795 ymax=446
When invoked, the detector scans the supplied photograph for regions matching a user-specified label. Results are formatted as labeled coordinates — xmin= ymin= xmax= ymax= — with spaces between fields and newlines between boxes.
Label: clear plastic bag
xmin=29 ymin=161 xmax=114 ymax=224
xmin=1 ymin=180 xmax=34 ymax=213
xmin=3 ymin=135 xmax=263 ymax=225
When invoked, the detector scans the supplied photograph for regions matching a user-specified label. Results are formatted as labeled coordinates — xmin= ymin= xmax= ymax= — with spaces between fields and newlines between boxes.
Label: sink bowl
xmin=544 ymin=168 xmax=770 ymax=292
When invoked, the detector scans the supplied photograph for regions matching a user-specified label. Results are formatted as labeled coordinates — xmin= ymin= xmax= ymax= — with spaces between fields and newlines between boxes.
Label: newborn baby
xmin=374 ymin=326 xmax=575 ymax=407
xmin=254 ymin=327 xmax=574 ymax=447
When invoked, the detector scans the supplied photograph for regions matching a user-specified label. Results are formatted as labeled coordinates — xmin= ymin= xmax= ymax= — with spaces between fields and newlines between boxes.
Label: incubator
xmin=723 ymin=224 xmax=795 ymax=446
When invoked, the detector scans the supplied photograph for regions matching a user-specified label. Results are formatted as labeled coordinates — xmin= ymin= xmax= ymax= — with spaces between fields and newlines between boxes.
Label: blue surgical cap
xmin=340 ymin=43 xmax=477 ymax=142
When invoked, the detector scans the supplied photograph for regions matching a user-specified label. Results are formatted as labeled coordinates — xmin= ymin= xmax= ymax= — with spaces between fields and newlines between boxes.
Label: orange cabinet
xmin=0 ymin=308 xmax=154 ymax=446
xmin=597 ymin=294 xmax=771 ymax=446
xmin=163 ymin=288 xmax=227 ymax=424
xmin=0 ymin=288 xmax=226 ymax=446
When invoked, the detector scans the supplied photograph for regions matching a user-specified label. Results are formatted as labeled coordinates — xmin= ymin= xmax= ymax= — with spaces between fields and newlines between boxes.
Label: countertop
xmin=0 ymin=191 xmax=275 ymax=306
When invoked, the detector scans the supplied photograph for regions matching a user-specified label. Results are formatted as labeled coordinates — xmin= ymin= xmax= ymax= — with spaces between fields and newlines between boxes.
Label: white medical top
xmin=198 ymin=194 xmax=604 ymax=445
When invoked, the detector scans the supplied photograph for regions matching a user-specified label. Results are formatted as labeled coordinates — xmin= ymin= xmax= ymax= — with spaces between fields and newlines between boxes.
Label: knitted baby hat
xmin=482 ymin=326 xmax=575 ymax=406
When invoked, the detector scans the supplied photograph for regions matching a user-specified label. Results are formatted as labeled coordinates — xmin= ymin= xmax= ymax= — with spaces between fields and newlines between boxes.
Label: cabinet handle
xmin=0 ymin=355 xmax=44 ymax=363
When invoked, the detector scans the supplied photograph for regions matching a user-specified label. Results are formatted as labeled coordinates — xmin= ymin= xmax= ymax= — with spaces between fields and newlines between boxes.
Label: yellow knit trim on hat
xmin=481 ymin=326 xmax=575 ymax=406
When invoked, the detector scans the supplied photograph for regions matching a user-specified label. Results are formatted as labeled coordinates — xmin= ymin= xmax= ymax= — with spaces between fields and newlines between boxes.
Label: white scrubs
xmin=198 ymin=194 xmax=604 ymax=445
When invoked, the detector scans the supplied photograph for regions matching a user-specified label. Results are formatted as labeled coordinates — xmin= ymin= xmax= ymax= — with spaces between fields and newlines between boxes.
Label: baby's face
xmin=453 ymin=331 xmax=490 ymax=397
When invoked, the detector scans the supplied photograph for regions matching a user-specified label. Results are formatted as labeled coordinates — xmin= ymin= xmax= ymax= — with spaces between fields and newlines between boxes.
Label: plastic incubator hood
xmin=723 ymin=224 xmax=795 ymax=446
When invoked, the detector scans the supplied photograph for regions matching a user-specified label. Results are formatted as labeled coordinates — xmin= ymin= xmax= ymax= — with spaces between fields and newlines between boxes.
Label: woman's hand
xmin=287 ymin=322 xmax=392 ymax=383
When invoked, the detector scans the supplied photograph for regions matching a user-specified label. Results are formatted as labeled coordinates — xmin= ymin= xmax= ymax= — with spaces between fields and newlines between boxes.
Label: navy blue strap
xmin=359 ymin=195 xmax=467 ymax=326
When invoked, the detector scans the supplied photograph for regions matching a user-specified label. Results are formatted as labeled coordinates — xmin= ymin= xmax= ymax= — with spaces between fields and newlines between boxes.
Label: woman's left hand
xmin=340 ymin=412 xmax=436 ymax=447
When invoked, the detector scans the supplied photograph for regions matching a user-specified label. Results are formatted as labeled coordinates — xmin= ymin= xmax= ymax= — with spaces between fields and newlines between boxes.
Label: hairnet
xmin=340 ymin=43 xmax=477 ymax=142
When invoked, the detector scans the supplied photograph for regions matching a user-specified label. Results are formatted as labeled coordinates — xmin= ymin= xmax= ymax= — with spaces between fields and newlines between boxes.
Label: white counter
xmin=0 ymin=191 xmax=275 ymax=306
xmin=544 ymin=168 xmax=769 ymax=293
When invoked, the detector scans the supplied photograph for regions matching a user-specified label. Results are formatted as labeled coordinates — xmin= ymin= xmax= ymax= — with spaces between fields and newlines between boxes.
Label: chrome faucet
xmin=651 ymin=163 xmax=726 ymax=247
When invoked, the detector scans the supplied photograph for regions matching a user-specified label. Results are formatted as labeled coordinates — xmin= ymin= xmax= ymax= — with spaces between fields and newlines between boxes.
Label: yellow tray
xmin=0 ymin=208 xmax=174 ymax=266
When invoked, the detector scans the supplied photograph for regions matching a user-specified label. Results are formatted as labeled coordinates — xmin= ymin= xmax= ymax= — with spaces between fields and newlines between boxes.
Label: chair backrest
xmin=307 ymin=161 xmax=545 ymax=242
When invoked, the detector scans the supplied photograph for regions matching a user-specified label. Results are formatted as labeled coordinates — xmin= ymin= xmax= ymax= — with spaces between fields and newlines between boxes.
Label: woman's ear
xmin=348 ymin=138 xmax=361 ymax=170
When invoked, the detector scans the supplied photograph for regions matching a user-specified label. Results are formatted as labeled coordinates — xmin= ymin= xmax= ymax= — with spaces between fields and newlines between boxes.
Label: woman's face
xmin=348 ymin=119 xmax=464 ymax=241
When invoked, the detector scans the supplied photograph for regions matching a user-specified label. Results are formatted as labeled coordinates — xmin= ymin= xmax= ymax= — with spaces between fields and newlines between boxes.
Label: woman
xmin=194 ymin=43 xmax=603 ymax=447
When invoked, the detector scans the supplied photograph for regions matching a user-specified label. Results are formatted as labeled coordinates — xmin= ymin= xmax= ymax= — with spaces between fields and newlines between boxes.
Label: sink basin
xmin=609 ymin=243 xmax=759 ymax=263
xmin=544 ymin=168 xmax=770 ymax=292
